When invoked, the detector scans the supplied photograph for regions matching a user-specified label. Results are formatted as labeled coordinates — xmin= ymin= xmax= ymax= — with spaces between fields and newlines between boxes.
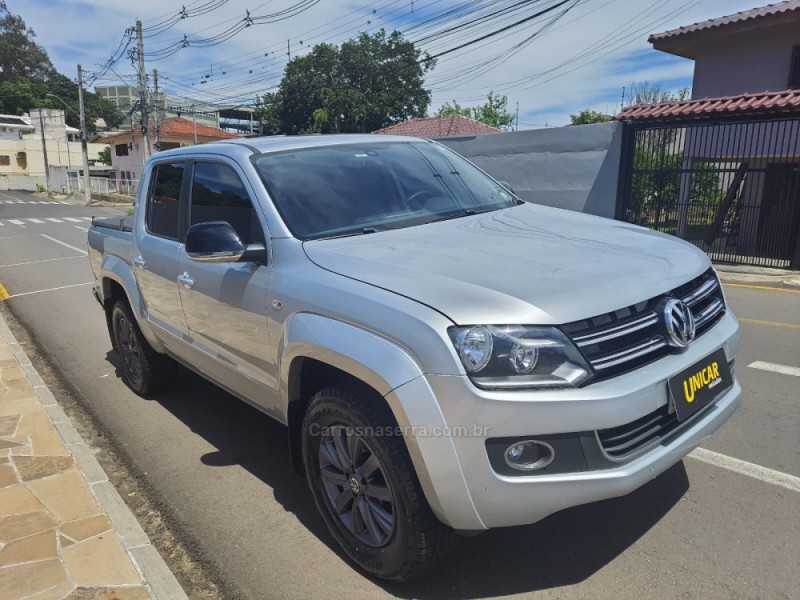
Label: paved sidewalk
xmin=0 ymin=316 xmax=188 ymax=600
xmin=714 ymin=263 xmax=800 ymax=287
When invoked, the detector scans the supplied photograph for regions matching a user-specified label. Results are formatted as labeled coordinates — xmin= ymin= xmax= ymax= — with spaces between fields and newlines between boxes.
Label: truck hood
xmin=302 ymin=203 xmax=709 ymax=325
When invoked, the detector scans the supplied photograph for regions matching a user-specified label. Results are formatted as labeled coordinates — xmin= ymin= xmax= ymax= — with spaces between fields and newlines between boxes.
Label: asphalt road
xmin=1 ymin=189 xmax=798 ymax=600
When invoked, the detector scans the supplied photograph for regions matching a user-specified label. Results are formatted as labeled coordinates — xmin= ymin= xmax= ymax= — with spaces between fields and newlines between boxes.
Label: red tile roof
xmin=373 ymin=115 xmax=501 ymax=137
xmin=158 ymin=117 xmax=239 ymax=140
xmin=615 ymin=89 xmax=800 ymax=122
xmin=100 ymin=116 xmax=238 ymax=146
xmin=649 ymin=0 xmax=800 ymax=43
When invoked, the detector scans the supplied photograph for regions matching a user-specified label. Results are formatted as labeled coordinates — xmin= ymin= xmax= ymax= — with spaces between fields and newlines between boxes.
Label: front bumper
xmin=386 ymin=311 xmax=741 ymax=530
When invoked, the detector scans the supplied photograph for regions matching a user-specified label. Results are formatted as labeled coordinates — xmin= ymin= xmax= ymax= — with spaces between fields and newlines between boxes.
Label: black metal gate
xmin=617 ymin=117 xmax=800 ymax=269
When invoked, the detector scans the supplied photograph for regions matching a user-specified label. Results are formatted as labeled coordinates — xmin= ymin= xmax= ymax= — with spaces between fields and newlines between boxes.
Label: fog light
xmin=503 ymin=440 xmax=555 ymax=471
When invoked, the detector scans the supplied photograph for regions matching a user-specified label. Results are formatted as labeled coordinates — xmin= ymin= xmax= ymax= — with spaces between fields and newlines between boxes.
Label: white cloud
xmin=14 ymin=0 xmax=764 ymax=126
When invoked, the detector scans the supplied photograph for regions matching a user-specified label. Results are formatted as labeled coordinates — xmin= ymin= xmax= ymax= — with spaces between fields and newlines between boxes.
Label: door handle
xmin=132 ymin=256 xmax=146 ymax=269
xmin=178 ymin=272 xmax=195 ymax=289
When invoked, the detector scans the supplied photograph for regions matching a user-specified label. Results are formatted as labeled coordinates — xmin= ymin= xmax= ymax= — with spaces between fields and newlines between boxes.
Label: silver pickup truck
xmin=88 ymin=134 xmax=741 ymax=581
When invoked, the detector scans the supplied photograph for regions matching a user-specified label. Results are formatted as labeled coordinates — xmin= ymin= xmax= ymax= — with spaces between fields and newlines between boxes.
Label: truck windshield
xmin=252 ymin=141 xmax=520 ymax=240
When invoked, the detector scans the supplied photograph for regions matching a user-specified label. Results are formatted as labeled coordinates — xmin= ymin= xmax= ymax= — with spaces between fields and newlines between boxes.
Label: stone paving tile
xmin=60 ymin=514 xmax=112 ymax=543
xmin=62 ymin=534 xmax=143 ymax=586
xmin=28 ymin=468 xmax=102 ymax=523
xmin=64 ymin=587 xmax=152 ymax=600
xmin=0 ymin=461 xmax=18 ymax=487
xmin=16 ymin=411 xmax=52 ymax=435
xmin=0 ymin=414 xmax=19 ymax=436
xmin=25 ymin=582 xmax=77 ymax=600
xmin=0 ymin=510 xmax=56 ymax=542
xmin=0 ymin=558 xmax=69 ymax=599
xmin=0 ymin=528 xmax=58 ymax=566
xmin=0 ymin=329 xmax=164 ymax=600
xmin=30 ymin=430 xmax=70 ymax=456
xmin=0 ymin=484 xmax=46 ymax=516
xmin=13 ymin=456 xmax=73 ymax=481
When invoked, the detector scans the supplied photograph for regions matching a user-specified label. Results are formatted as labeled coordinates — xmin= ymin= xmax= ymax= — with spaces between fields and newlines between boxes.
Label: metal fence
xmin=66 ymin=175 xmax=139 ymax=202
xmin=617 ymin=117 xmax=800 ymax=269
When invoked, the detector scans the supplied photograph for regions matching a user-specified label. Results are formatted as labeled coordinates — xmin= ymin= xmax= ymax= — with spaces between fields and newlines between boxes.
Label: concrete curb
xmin=0 ymin=317 xmax=189 ymax=600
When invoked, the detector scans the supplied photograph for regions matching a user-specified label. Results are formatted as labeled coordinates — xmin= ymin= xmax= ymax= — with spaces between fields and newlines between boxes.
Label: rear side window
xmin=147 ymin=162 xmax=184 ymax=239
xmin=189 ymin=162 xmax=264 ymax=245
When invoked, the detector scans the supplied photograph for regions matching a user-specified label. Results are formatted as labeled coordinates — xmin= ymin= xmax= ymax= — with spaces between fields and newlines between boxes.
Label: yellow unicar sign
xmin=683 ymin=361 xmax=722 ymax=403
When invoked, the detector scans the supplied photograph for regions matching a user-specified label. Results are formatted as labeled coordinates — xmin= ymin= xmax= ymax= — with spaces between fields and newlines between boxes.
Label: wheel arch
xmin=100 ymin=255 xmax=164 ymax=352
xmin=278 ymin=313 xmax=483 ymax=530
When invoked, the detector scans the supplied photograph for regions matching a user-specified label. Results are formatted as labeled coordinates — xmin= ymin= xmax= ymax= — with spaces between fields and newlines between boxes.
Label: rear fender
xmin=100 ymin=254 xmax=164 ymax=352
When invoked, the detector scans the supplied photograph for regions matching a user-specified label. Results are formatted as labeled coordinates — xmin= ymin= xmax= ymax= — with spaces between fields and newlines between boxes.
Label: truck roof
xmin=154 ymin=133 xmax=428 ymax=160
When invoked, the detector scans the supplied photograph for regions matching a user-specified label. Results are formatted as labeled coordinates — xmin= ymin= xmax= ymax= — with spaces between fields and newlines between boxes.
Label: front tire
xmin=302 ymin=386 xmax=455 ymax=581
xmin=111 ymin=300 xmax=176 ymax=396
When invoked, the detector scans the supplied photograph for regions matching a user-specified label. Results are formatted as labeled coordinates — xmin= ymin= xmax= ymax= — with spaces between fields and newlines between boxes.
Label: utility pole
xmin=515 ymin=101 xmax=519 ymax=132
xmin=153 ymin=69 xmax=161 ymax=152
xmin=287 ymin=39 xmax=291 ymax=59
xmin=77 ymin=65 xmax=92 ymax=204
xmin=192 ymin=107 xmax=198 ymax=144
xmin=135 ymin=20 xmax=151 ymax=163
xmin=36 ymin=104 xmax=51 ymax=192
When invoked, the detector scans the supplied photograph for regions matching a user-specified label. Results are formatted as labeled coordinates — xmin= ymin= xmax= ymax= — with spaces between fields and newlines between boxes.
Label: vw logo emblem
xmin=661 ymin=298 xmax=696 ymax=348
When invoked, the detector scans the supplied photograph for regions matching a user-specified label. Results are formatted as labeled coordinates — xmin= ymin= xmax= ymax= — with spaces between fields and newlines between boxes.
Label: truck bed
xmin=92 ymin=216 xmax=133 ymax=233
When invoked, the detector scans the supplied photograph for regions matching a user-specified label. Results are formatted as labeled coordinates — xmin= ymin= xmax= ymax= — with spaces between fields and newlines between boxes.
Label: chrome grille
xmin=562 ymin=269 xmax=726 ymax=381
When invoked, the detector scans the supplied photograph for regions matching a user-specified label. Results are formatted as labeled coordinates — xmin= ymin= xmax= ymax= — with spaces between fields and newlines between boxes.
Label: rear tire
xmin=110 ymin=300 xmax=176 ymax=395
xmin=302 ymin=386 xmax=456 ymax=581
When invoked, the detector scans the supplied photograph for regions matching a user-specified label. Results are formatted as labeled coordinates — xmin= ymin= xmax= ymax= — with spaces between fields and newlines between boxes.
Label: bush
xmin=36 ymin=184 xmax=46 ymax=193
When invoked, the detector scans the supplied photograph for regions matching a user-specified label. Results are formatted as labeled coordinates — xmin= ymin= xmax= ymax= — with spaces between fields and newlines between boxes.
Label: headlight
xmin=448 ymin=325 xmax=592 ymax=389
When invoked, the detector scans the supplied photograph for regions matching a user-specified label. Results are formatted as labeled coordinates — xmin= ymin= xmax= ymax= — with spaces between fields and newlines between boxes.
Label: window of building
xmin=0 ymin=156 xmax=9 ymax=166
xmin=790 ymin=45 xmax=800 ymax=89
xmin=189 ymin=162 xmax=263 ymax=245
xmin=115 ymin=143 xmax=129 ymax=157
xmin=147 ymin=162 xmax=184 ymax=240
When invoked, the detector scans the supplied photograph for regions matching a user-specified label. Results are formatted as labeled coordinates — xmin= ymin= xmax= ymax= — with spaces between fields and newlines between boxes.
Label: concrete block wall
xmin=436 ymin=121 xmax=623 ymax=218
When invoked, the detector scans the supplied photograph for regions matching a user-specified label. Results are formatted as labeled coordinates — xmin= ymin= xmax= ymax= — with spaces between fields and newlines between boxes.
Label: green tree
xmin=259 ymin=30 xmax=434 ymax=134
xmin=569 ymin=109 xmax=610 ymax=125
xmin=0 ymin=1 xmax=54 ymax=84
xmin=0 ymin=75 xmax=43 ymax=114
xmin=42 ymin=73 xmax=124 ymax=134
xmin=97 ymin=146 xmax=111 ymax=166
xmin=437 ymin=91 xmax=515 ymax=130
xmin=0 ymin=3 xmax=122 ymax=132
xmin=625 ymin=81 xmax=690 ymax=106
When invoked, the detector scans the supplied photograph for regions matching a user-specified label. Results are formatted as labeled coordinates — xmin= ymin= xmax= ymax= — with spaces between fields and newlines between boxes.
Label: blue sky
xmin=14 ymin=0 xmax=765 ymax=128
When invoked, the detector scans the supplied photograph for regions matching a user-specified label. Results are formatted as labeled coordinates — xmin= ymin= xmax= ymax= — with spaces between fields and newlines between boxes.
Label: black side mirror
xmin=185 ymin=221 xmax=265 ymax=264
xmin=499 ymin=181 xmax=515 ymax=194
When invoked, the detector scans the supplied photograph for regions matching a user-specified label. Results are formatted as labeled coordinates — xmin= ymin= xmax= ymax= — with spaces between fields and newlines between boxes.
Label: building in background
xmin=0 ymin=109 xmax=109 ymax=192
xmin=98 ymin=116 xmax=238 ymax=192
xmin=615 ymin=0 xmax=800 ymax=268
xmin=95 ymin=85 xmax=260 ymax=134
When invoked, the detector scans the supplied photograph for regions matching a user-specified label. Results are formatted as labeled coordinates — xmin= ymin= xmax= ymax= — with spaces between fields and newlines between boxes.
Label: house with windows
xmin=99 ymin=116 xmax=239 ymax=191
xmin=616 ymin=0 xmax=800 ymax=268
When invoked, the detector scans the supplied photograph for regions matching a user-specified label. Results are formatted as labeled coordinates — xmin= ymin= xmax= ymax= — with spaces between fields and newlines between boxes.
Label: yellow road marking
xmin=738 ymin=318 xmax=800 ymax=330
xmin=0 ymin=282 xmax=9 ymax=301
xmin=723 ymin=283 xmax=800 ymax=295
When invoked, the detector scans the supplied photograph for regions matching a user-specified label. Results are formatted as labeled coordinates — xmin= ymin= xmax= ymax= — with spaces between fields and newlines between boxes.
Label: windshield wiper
xmin=425 ymin=209 xmax=476 ymax=225
xmin=315 ymin=227 xmax=380 ymax=241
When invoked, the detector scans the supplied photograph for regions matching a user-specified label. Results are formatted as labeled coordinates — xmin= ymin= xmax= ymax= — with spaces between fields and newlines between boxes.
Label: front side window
xmin=253 ymin=141 xmax=519 ymax=240
xmin=146 ymin=162 xmax=184 ymax=239
xmin=189 ymin=162 xmax=264 ymax=245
